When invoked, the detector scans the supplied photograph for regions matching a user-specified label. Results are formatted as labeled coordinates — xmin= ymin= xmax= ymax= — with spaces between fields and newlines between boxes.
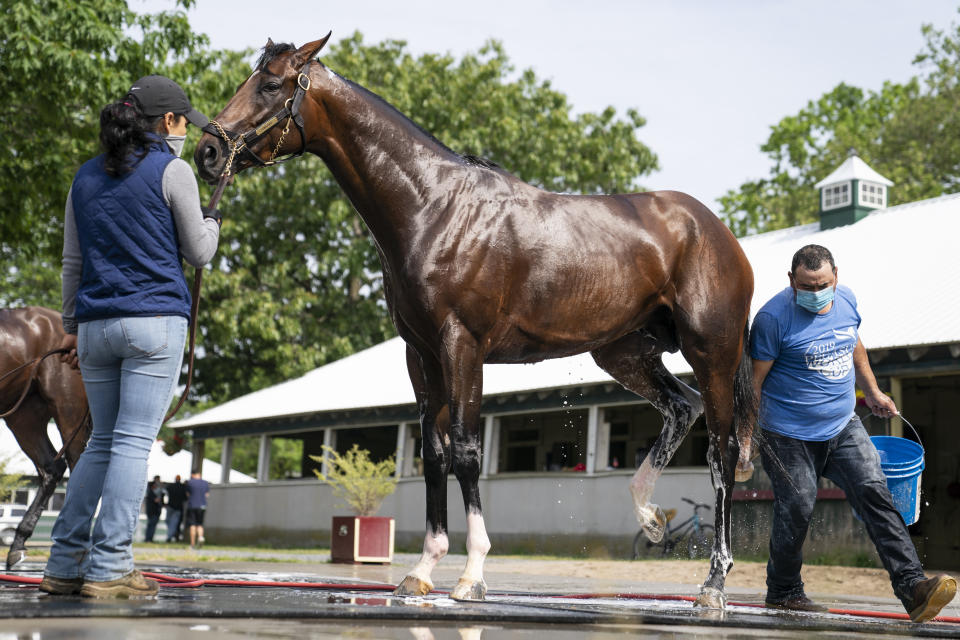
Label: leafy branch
xmin=310 ymin=444 xmax=397 ymax=517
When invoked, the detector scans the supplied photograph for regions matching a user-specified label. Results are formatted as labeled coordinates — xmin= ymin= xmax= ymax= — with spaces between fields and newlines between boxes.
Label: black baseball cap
xmin=126 ymin=75 xmax=209 ymax=128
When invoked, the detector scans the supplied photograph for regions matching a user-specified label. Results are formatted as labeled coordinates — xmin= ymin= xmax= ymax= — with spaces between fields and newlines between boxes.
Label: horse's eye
xmin=262 ymin=82 xmax=281 ymax=93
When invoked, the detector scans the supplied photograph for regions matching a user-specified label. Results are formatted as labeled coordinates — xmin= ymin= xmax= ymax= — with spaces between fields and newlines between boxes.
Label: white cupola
xmin=814 ymin=151 xmax=893 ymax=229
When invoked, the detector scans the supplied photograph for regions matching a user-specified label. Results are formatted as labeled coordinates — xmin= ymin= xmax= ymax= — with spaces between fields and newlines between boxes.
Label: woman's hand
xmin=58 ymin=333 xmax=79 ymax=369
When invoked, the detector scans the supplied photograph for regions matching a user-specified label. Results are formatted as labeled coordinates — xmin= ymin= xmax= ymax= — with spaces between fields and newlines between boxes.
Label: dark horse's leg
xmin=5 ymin=394 xmax=65 ymax=569
xmin=680 ymin=321 xmax=752 ymax=609
xmin=394 ymin=325 xmax=491 ymax=601
xmin=394 ymin=344 xmax=452 ymax=596
xmin=591 ymin=331 xmax=704 ymax=544
xmin=438 ymin=324 xmax=489 ymax=601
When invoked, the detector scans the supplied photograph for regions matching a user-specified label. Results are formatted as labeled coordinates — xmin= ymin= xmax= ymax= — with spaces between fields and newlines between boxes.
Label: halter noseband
xmin=204 ymin=60 xmax=314 ymax=177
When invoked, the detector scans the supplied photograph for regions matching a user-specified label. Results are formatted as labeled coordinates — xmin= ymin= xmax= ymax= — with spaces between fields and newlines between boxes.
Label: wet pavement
xmin=1 ymin=559 xmax=959 ymax=639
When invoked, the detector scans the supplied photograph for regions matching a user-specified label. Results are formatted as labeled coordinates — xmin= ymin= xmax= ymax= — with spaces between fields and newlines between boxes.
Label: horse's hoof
xmin=735 ymin=460 xmax=755 ymax=482
xmin=693 ymin=586 xmax=726 ymax=609
xmin=640 ymin=504 xmax=667 ymax=543
xmin=6 ymin=549 xmax=26 ymax=569
xmin=393 ymin=575 xmax=433 ymax=596
xmin=450 ymin=578 xmax=487 ymax=601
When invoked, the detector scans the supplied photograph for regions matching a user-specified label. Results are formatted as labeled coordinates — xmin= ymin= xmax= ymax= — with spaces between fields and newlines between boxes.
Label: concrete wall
xmin=203 ymin=467 xmax=875 ymax=562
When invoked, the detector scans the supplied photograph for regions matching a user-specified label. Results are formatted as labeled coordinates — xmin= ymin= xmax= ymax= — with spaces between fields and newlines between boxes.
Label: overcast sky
xmin=136 ymin=0 xmax=959 ymax=210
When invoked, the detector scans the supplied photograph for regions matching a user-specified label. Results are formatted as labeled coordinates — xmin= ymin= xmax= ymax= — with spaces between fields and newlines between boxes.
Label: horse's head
xmin=195 ymin=34 xmax=331 ymax=184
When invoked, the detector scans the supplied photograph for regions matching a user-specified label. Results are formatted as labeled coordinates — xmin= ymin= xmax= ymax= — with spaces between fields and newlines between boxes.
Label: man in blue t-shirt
xmin=184 ymin=471 xmax=211 ymax=549
xmin=751 ymin=244 xmax=955 ymax=622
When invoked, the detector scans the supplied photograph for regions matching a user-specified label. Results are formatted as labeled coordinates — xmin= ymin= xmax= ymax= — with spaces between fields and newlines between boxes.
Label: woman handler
xmin=41 ymin=76 xmax=220 ymax=598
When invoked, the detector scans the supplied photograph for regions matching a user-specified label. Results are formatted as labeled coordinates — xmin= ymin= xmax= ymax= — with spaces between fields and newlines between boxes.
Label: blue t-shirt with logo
xmin=750 ymin=285 xmax=861 ymax=441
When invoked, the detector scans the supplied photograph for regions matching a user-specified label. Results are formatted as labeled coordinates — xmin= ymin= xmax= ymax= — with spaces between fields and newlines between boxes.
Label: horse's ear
xmin=294 ymin=32 xmax=332 ymax=65
xmin=265 ymin=38 xmax=275 ymax=49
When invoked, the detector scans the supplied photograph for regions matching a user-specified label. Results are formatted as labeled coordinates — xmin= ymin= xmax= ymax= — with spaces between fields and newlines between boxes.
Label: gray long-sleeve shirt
xmin=61 ymin=158 xmax=220 ymax=334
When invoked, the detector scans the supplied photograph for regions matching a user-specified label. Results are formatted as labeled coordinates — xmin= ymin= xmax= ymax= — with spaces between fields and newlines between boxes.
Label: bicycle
xmin=632 ymin=497 xmax=715 ymax=560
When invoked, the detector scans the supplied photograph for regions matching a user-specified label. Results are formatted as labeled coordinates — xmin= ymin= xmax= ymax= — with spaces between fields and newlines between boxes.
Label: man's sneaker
xmin=80 ymin=570 xmax=159 ymax=599
xmin=908 ymin=574 xmax=957 ymax=623
xmin=765 ymin=594 xmax=829 ymax=613
xmin=39 ymin=575 xmax=83 ymax=595
xmin=197 ymin=536 xmax=204 ymax=549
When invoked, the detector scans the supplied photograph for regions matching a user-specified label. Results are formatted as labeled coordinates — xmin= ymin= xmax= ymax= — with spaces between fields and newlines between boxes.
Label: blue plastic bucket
xmin=868 ymin=435 xmax=925 ymax=525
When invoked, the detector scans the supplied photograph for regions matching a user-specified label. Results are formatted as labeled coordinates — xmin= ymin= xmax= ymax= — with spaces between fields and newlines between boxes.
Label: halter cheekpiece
xmin=203 ymin=60 xmax=314 ymax=176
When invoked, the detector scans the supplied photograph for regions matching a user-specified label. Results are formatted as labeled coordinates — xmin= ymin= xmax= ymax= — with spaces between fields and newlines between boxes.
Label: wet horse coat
xmin=0 ymin=306 xmax=90 ymax=568
xmin=196 ymin=36 xmax=757 ymax=607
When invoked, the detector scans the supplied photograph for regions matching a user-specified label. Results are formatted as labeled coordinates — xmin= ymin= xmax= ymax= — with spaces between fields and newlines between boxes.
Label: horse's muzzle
xmin=194 ymin=137 xmax=225 ymax=185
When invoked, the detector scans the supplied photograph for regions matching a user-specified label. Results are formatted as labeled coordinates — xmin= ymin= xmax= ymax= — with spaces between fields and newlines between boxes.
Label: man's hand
xmin=58 ymin=333 xmax=78 ymax=369
xmin=864 ymin=390 xmax=898 ymax=419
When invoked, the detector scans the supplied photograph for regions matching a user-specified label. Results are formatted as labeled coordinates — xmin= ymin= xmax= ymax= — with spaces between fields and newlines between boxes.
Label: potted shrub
xmin=310 ymin=444 xmax=398 ymax=564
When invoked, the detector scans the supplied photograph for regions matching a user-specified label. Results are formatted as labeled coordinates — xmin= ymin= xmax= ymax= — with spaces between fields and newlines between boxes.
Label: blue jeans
xmin=165 ymin=508 xmax=183 ymax=542
xmin=761 ymin=416 xmax=925 ymax=608
xmin=144 ymin=514 xmax=160 ymax=542
xmin=45 ymin=316 xmax=187 ymax=582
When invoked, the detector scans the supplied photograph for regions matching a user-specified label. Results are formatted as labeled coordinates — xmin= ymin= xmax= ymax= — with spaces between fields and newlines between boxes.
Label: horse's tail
xmin=733 ymin=321 xmax=758 ymax=457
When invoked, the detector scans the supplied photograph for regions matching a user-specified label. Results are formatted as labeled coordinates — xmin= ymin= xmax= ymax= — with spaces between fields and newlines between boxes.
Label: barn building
xmin=173 ymin=155 xmax=960 ymax=567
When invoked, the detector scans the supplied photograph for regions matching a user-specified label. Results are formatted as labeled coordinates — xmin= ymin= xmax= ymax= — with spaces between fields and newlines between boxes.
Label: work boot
xmin=80 ymin=569 xmax=159 ymax=599
xmin=908 ymin=574 xmax=957 ymax=623
xmin=765 ymin=593 xmax=828 ymax=613
xmin=38 ymin=575 xmax=83 ymax=595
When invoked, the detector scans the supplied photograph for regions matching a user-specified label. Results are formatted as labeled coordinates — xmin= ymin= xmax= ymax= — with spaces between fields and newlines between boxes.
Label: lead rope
xmin=163 ymin=172 xmax=232 ymax=424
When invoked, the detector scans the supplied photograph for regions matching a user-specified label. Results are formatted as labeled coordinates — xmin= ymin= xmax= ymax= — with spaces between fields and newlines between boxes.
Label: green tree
xmin=0 ymin=0 xmax=224 ymax=307
xmin=719 ymin=10 xmax=960 ymax=236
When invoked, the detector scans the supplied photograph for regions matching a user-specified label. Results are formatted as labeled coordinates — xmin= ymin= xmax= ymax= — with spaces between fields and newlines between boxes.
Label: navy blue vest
xmin=72 ymin=138 xmax=191 ymax=322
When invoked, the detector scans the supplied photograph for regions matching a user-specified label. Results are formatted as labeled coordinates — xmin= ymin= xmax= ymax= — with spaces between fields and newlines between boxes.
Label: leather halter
xmin=203 ymin=60 xmax=314 ymax=176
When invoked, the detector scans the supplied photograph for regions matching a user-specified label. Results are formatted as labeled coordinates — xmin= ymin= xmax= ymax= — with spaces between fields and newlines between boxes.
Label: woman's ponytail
xmin=99 ymin=99 xmax=162 ymax=176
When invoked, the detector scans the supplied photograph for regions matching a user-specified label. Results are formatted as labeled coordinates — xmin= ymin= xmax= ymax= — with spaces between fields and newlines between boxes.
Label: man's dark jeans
xmin=760 ymin=415 xmax=924 ymax=607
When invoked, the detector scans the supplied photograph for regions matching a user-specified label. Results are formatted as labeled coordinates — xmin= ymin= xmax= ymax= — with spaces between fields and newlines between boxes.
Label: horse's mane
xmin=258 ymin=42 xmax=503 ymax=172
xmin=256 ymin=41 xmax=297 ymax=70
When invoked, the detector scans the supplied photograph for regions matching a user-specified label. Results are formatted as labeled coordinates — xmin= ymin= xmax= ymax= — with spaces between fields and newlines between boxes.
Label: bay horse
xmin=0 ymin=306 xmax=90 ymax=568
xmin=195 ymin=36 xmax=757 ymax=608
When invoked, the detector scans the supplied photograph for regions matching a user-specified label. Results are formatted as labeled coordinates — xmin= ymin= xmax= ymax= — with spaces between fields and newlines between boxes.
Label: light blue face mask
xmin=796 ymin=286 xmax=835 ymax=313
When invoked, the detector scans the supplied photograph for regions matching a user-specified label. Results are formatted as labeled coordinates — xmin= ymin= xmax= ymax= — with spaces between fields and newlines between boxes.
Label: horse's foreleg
xmin=396 ymin=425 xmax=450 ymax=596
xmin=449 ymin=432 xmax=489 ymax=600
xmin=440 ymin=325 xmax=488 ymax=601
xmin=395 ymin=345 xmax=450 ymax=597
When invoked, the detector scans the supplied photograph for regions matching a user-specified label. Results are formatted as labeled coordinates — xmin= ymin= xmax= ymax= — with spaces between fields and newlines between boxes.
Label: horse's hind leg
xmin=4 ymin=396 xmax=64 ymax=569
xmin=688 ymin=364 xmax=740 ymax=609
xmin=591 ymin=332 xmax=703 ymax=544
xmin=395 ymin=344 xmax=452 ymax=596
xmin=680 ymin=323 xmax=750 ymax=609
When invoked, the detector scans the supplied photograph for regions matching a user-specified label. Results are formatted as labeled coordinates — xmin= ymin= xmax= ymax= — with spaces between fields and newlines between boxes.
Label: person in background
xmin=165 ymin=474 xmax=187 ymax=543
xmin=185 ymin=470 xmax=211 ymax=549
xmin=40 ymin=75 xmax=219 ymax=599
xmin=143 ymin=476 xmax=164 ymax=542
xmin=751 ymin=244 xmax=956 ymax=623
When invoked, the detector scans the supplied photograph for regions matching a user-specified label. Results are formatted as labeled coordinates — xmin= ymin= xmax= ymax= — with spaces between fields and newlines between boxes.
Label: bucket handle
xmin=896 ymin=414 xmax=925 ymax=450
